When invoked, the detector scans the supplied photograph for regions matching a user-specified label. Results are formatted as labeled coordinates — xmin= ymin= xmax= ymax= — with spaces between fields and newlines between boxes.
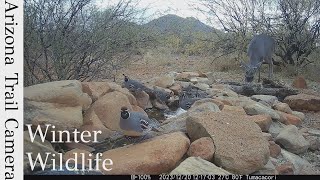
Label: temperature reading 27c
xmin=131 ymin=175 xmax=152 ymax=180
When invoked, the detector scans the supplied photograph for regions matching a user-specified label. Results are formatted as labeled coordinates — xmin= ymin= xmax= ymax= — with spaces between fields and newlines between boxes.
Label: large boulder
xmin=81 ymin=107 xmax=115 ymax=143
xmin=24 ymin=80 xmax=92 ymax=110
xmin=24 ymin=100 xmax=83 ymax=140
xmin=97 ymin=132 xmax=190 ymax=174
xmin=85 ymin=91 xmax=133 ymax=131
xmin=222 ymin=105 xmax=247 ymax=115
xmin=24 ymin=131 xmax=59 ymax=173
xmin=275 ymin=125 xmax=310 ymax=154
xmin=284 ymin=94 xmax=320 ymax=112
xmin=81 ymin=82 xmax=112 ymax=102
xmin=170 ymin=157 xmax=231 ymax=175
xmin=186 ymin=111 xmax=270 ymax=174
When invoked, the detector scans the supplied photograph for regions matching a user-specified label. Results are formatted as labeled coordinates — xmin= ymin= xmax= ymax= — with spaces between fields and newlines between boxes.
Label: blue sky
xmin=95 ymin=0 xmax=209 ymax=24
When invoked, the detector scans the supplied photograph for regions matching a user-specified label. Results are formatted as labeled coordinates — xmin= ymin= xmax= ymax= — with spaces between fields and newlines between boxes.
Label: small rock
xmin=292 ymin=76 xmax=308 ymax=89
xmin=189 ymin=77 xmax=210 ymax=84
xmin=243 ymin=102 xmax=280 ymax=120
xmin=262 ymin=132 xmax=273 ymax=141
xmin=132 ymin=90 xmax=152 ymax=110
xmin=249 ymin=115 xmax=272 ymax=132
xmin=215 ymin=96 xmax=255 ymax=107
xmin=153 ymin=113 xmax=188 ymax=135
xmin=281 ymin=149 xmax=318 ymax=174
xmin=275 ymin=125 xmax=310 ymax=154
xmin=169 ymin=83 xmax=182 ymax=95
xmin=170 ymin=157 xmax=231 ymax=175
xmin=251 ymin=95 xmax=278 ymax=106
xmin=276 ymin=111 xmax=302 ymax=126
xmin=273 ymin=102 xmax=293 ymax=114
xmin=276 ymin=163 xmax=294 ymax=175
xmin=176 ymin=72 xmax=199 ymax=81
xmin=155 ymin=75 xmax=175 ymax=88
xmin=188 ymin=102 xmax=221 ymax=114
xmin=187 ymin=137 xmax=215 ymax=161
xmin=305 ymin=136 xmax=320 ymax=151
xmin=98 ymin=132 xmax=190 ymax=174
xmin=191 ymin=98 xmax=224 ymax=110
xmin=152 ymin=99 xmax=169 ymax=110
xmin=268 ymin=121 xmax=286 ymax=138
xmin=284 ymin=94 xmax=320 ymax=112
xmin=252 ymin=159 xmax=278 ymax=175
xmin=177 ymin=81 xmax=192 ymax=89
xmin=269 ymin=141 xmax=281 ymax=158
xmin=308 ymin=129 xmax=320 ymax=137
xmin=194 ymin=83 xmax=210 ymax=91
xmin=206 ymin=88 xmax=238 ymax=98
xmin=291 ymin=111 xmax=305 ymax=121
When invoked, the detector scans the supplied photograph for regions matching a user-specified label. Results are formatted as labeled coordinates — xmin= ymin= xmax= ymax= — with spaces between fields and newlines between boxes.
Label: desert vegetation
xmin=24 ymin=0 xmax=319 ymax=86
xmin=24 ymin=0 xmax=320 ymax=175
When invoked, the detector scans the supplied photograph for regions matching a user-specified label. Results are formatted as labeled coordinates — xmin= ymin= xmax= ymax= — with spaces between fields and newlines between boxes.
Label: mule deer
xmin=241 ymin=34 xmax=275 ymax=83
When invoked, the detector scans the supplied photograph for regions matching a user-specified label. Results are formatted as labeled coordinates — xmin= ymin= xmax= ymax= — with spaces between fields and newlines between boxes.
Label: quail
xmin=179 ymin=93 xmax=201 ymax=110
xmin=153 ymin=87 xmax=172 ymax=104
xmin=122 ymin=74 xmax=149 ymax=92
xmin=119 ymin=106 xmax=160 ymax=137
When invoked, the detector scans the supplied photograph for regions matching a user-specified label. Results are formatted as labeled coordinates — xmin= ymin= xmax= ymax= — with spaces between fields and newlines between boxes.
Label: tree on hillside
xmin=24 ymin=0 xmax=151 ymax=86
xmin=197 ymin=0 xmax=320 ymax=68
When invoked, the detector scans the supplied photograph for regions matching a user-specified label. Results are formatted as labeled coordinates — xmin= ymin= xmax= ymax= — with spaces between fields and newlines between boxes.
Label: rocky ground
xmin=122 ymin=56 xmax=320 ymax=174
xmin=23 ymin=56 xmax=320 ymax=175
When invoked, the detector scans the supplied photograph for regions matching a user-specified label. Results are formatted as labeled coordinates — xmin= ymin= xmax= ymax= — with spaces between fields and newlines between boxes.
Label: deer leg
xmin=258 ymin=68 xmax=261 ymax=82
xmin=269 ymin=61 xmax=273 ymax=79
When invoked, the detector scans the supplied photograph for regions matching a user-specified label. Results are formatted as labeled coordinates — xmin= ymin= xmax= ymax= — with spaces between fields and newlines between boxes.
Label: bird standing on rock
xmin=122 ymin=74 xmax=149 ymax=92
xmin=119 ymin=106 xmax=160 ymax=137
